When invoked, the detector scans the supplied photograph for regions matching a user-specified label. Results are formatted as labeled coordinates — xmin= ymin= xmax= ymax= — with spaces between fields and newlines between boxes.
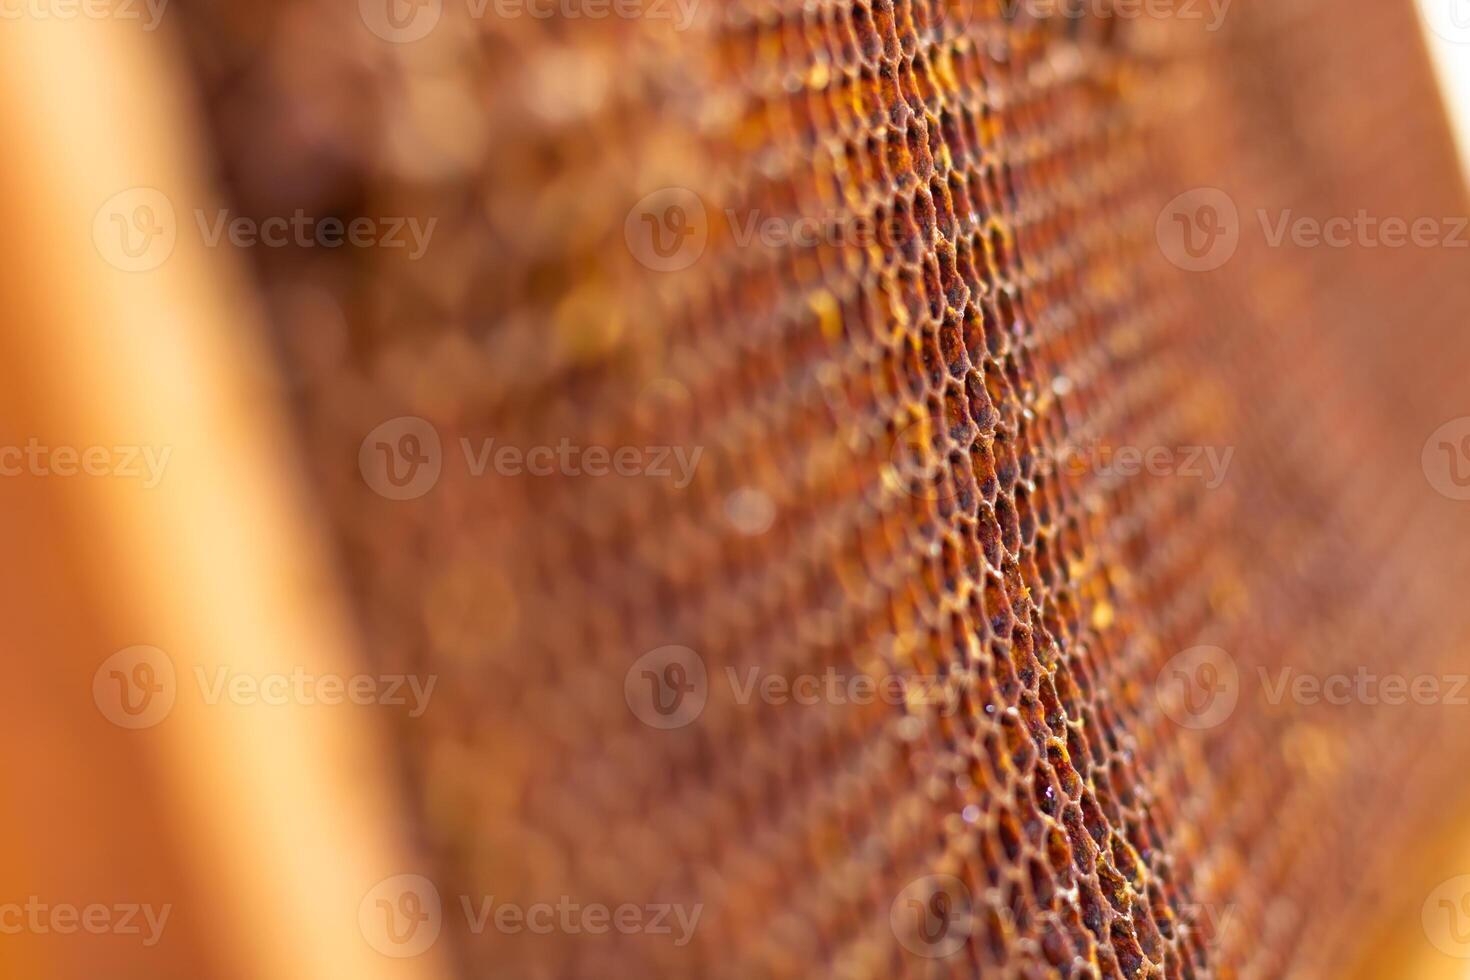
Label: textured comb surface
xmin=172 ymin=0 xmax=1470 ymax=975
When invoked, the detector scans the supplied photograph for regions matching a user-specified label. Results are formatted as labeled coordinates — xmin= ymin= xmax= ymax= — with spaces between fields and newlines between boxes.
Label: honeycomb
xmin=169 ymin=0 xmax=1470 ymax=976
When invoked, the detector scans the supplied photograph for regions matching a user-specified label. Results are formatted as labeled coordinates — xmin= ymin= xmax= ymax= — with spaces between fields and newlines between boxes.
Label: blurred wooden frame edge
xmin=0 ymin=15 xmax=451 ymax=980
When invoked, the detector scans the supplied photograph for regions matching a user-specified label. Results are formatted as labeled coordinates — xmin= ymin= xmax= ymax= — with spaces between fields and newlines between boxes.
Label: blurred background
xmin=1420 ymin=0 xmax=1470 ymax=170
xmin=3 ymin=1 xmax=1470 ymax=978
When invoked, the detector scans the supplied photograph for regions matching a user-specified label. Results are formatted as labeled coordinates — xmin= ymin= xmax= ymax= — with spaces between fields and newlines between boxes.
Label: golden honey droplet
xmin=810 ymin=289 xmax=842 ymax=342
xmin=1091 ymin=601 xmax=1115 ymax=631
